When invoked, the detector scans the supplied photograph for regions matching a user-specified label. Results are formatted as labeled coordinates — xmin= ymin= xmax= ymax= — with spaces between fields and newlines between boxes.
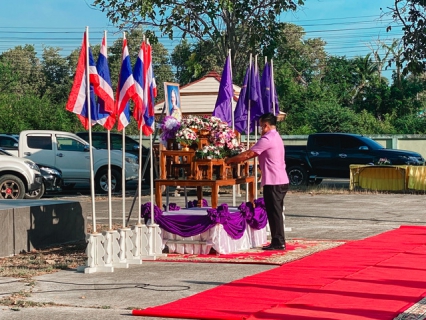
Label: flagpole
xmin=121 ymin=32 xmax=127 ymax=228
xmin=245 ymin=54 xmax=253 ymax=203
xmin=147 ymin=38 xmax=155 ymax=228
xmin=100 ymin=31 xmax=113 ymax=231
xmin=254 ymin=55 xmax=259 ymax=200
xmin=85 ymin=26 xmax=97 ymax=233
xmin=137 ymin=35 xmax=146 ymax=227
xmin=227 ymin=49 xmax=238 ymax=206
xmin=271 ymin=59 xmax=276 ymax=116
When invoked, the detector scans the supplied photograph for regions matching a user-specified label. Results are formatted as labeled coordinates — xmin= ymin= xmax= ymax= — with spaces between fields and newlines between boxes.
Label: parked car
xmin=76 ymin=131 xmax=155 ymax=182
xmin=285 ymin=133 xmax=425 ymax=185
xmin=25 ymin=163 xmax=63 ymax=199
xmin=0 ymin=148 xmax=63 ymax=199
xmin=4 ymin=131 xmax=139 ymax=193
xmin=0 ymin=148 xmax=42 ymax=199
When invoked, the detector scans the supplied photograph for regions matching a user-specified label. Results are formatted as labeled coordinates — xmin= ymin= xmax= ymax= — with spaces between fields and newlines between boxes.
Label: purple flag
xmin=260 ymin=62 xmax=279 ymax=115
xmin=212 ymin=55 xmax=233 ymax=126
xmin=234 ymin=65 xmax=250 ymax=134
xmin=249 ymin=62 xmax=264 ymax=125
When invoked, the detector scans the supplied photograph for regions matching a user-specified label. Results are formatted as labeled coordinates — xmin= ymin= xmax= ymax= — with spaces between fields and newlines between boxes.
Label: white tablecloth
xmin=161 ymin=207 xmax=268 ymax=254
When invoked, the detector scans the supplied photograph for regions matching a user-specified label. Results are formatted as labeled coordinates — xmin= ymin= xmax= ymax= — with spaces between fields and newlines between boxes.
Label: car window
xmin=110 ymin=135 xmax=123 ymax=150
xmin=311 ymin=135 xmax=338 ymax=149
xmin=91 ymin=135 xmax=108 ymax=149
xmin=125 ymin=136 xmax=138 ymax=151
xmin=56 ymin=136 xmax=86 ymax=151
xmin=340 ymin=136 xmax=364 ymax=150
xmin=27 ymin=136 xmax=53 ymax=150
xmin=0 ymin=136 xmax=18 ymax=149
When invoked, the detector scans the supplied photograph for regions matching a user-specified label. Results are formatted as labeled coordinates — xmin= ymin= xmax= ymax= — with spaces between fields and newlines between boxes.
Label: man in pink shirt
xmin=225 ymin=113 xmax=289 ymax=250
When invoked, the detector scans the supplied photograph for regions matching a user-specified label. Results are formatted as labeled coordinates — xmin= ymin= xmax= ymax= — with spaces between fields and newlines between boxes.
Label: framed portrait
xmin=164 ymin=82 xmax=182 ymax=121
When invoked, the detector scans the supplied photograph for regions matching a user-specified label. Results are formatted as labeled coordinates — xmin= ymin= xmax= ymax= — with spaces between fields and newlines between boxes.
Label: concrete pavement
xmin=1 ymin=190 xmax=426 ymax=319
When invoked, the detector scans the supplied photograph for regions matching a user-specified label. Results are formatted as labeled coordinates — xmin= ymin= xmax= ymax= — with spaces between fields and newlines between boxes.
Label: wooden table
xmin=159 ymin=150 xmax=196 ymax=179
xmin=193 ymin=158 xmax=230 ymax=180
xmin=155 ymin=176 xmax=255 ymax=209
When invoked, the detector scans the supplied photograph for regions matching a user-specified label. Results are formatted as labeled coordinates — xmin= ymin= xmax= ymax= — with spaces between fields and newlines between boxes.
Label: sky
xmin=0 ymin=0 xmax=402 ymax=80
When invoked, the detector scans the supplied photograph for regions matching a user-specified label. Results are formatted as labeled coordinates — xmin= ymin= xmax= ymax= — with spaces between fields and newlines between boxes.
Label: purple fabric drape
xmin=141 ymin=198 xmax=267 ymax=239
xmin=163 ymin=203 xmax=181 ymax=211
xmin=187 ymin=199 xmax=209 ymax=208
xmin=207 ymin=204 xmax=247 ymax=239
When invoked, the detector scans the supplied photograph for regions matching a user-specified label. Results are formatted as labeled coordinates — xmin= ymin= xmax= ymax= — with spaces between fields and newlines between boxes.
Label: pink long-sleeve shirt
xmin=251 ymin=129 xmax=289 ymax=186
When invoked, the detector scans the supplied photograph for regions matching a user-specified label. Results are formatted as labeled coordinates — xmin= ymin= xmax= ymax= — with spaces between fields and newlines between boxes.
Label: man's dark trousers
xmin=263 ymin=184 xmax=289 ymax=246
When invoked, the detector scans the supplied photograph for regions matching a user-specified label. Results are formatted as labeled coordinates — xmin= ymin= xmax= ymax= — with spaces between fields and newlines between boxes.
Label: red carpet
xmin=133 ymin=226 xmax=426 ymax=319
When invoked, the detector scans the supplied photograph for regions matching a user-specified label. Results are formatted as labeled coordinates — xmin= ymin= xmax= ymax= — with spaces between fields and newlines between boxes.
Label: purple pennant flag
xmin=234 ymin=65 xmax=250 ymax=134
xmin=260 ymin=62 xmax=272 ymax=114
xmin=249 ymin=62 xmax=264 ymax=126
xmin=212 ymin=55 xmax=233 ymax=126
xmin=261 ymin=62 xmax=279 ymax=115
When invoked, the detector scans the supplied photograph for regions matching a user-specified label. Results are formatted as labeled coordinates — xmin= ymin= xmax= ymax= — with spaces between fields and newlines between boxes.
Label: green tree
xmin=92 ymin=0 xmax=304 ymax=76
xmin=0 ymin=45 xmax=46 ymax=96
xmin=387 ymin=0 xmax=426 ymax=75
xmin=0 ymin=93 xmax=74 ymax=133
xmin=41 ymin=46 xmax=74 ymax=104
xmin=171 ymin=39 xmax=222 ymax=85
xmin=273 ymin=23 xmax=327 ymax=84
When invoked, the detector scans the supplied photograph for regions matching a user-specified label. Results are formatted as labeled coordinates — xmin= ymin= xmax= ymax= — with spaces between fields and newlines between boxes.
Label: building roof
xmin=154 ymin=71 xmax=241 ymax=116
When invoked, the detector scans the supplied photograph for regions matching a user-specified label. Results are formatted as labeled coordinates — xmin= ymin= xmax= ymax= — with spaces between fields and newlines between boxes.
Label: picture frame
xmin=164 ymin=82 xmax=182 ymax=120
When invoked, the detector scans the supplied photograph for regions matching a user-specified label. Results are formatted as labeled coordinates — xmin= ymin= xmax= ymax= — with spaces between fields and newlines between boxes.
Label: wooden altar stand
xmin=155 ymin=176 xmax=255 ymax=209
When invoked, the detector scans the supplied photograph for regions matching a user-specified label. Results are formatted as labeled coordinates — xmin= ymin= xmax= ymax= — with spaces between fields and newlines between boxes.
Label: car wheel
xmin=24 ymin=182 xmax=45 ymax=200
xmin=287 ymin=166 xmax=308 ymax=186
xmin=95 ymin=168 xmax=122 ymax=193
xmin=0 ymin=175 xmax=26 ymax=199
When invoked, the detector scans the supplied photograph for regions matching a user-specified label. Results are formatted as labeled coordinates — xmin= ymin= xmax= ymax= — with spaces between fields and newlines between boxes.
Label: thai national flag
xmin=142 ymin=42 xmax=156 ymax=136
xmin=65 ymin=32 xmax=100 ymax=129
xmin=94 ymin=36 xmax=116 ymax=130
xmin=132 ymin=41 xmax=146 ymax=129
xmin=116 ymin=38 xmax=136 ymax=131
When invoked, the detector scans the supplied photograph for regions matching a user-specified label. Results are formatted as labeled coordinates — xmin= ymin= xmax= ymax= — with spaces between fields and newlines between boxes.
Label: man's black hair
xmin=259 ymin=112 xmax=277 ymax=126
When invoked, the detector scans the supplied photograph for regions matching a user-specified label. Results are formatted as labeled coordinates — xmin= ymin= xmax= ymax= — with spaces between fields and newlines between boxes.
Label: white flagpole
xmin=103 ymin=31 xmax=113 ymax=231
xmin=271 ymin=59 xmax=276 ymax=115
xmin=85 ymin=26 xmax=97 ymax=233
xmin=254 ymin=55 xmax=259 ymax=200
xmin=147 ymin=39 xmax=155 ymax=228
xmin=137 ymin=35 xmax=146 ymax=227
xmin=228 ymin=49 xmax=238 ymax=206
xmin=138 ymin=120 xmax=143 ymax=226
xmin=121 ymin=32 xmax=127 ymax=227
xmin=246 ymin=54 xmax=253 ymax=203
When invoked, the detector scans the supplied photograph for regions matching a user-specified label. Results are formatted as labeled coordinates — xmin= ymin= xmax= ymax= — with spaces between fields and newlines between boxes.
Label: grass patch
xmin=0 ymin=242 xmax=87 ymax=278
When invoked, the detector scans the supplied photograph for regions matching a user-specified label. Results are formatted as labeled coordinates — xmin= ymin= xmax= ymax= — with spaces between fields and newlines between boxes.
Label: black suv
xmin=76 ymin=132 xmax=154 ymax=182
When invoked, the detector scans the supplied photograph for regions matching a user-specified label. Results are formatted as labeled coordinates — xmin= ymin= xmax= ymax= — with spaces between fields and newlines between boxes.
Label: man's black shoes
xmin=262 ymin=244 xmax=286 ymax=251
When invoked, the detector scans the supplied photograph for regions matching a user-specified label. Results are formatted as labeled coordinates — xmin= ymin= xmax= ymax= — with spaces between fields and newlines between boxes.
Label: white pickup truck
xmin=8 ymin=130 xmax=139 ymax=193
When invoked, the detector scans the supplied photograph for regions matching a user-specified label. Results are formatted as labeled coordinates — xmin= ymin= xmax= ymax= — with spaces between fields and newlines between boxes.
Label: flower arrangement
xmin=181 ymin=115 xmax=207 ymax=131
xmin=159 ymin=114 xmax=246 ymax=157
xmin=159 ymin=116 xmax=181 ymax=146
xmin=175 ymin=127 xmax=198 ymax=146
xmin=227 ymin=143 xmax=247 ymax=157
xmin=195 ymin=145 xmax=226 ymax=159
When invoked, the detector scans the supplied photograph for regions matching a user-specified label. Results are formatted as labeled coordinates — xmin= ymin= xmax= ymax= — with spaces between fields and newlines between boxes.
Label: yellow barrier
xmin=350 ymin=165 xmax=408 ymax=191
xmin=407 ymin=166 xmax=426 ymax=191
